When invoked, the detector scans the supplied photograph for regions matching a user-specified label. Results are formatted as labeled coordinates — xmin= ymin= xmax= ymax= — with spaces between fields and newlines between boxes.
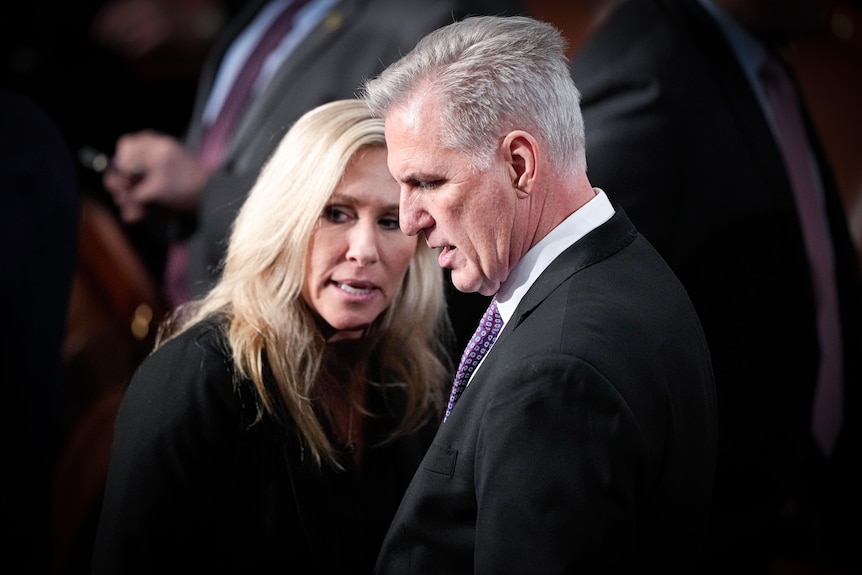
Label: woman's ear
xmin=502 ymin=130 xmax=538 ymax=198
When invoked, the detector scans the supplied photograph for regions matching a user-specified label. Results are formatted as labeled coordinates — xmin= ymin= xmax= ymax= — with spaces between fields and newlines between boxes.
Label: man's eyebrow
xmin=399 ymin=171 xmax=437 ymax=183
xmin=398 ymin=172 xmax=421 ymax=183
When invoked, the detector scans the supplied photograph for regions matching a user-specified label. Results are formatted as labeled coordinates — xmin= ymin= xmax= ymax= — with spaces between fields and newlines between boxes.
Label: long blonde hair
xmin=157 ymin=99 xmax=450 ymax=467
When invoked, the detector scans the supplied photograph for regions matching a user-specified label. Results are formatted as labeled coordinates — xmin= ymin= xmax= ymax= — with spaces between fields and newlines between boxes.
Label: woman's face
xmin=302 ymin=146 xmax=417 ymax=342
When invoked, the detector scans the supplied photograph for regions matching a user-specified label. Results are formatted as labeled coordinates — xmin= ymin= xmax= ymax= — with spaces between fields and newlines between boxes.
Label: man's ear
xmin=502 ymin=130 xmax=538 ymax=198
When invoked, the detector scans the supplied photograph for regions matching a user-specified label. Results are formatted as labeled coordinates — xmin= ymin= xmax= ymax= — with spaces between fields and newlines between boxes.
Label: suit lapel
xmin=500 ymin=209 xmax=638 ymax=341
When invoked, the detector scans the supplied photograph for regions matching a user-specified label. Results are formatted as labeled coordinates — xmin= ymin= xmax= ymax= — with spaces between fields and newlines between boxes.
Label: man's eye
xmin=408 ymin=178 xmax=441 ymax=190
xmin=417 ymin=180 xmax=441 ymax=190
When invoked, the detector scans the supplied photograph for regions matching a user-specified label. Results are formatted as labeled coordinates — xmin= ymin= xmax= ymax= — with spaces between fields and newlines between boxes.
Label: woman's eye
xmin=379 ymin=216 xmax=400 ymax=230
xmin=325 ymin=206 xmax=350 ymax=223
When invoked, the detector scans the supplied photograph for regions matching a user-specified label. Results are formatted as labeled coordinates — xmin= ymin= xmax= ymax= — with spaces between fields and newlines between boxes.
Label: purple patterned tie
xmin=444 ymin=298 xmax=503 ymax=422
xmin=760 ymin=52 xmax=843 ymax=454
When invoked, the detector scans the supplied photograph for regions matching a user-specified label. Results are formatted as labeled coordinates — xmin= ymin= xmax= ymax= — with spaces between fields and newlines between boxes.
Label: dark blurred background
xmin=1 ymin=1 xmax=859 ymax=574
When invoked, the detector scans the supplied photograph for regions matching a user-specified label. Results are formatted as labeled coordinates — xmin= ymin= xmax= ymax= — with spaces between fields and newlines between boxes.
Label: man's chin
xmin=451 ymin=270 xmax=496 ymax=296
xmin=449 ymin=270 xmax=473 ymax=293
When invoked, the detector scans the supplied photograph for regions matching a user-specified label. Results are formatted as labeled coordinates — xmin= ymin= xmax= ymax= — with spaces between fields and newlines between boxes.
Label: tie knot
xmin=480 ymin=298 xmax=502 ymax=331
xmin=469 ymin=298 xmax=503 ymax=350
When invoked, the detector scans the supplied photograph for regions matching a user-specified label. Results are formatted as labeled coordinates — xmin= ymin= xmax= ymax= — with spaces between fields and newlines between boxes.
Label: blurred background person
xmin=88 ymin=0 xmax=233 ymax=73
xmin=1 ymin=0 xmax=234 ymax=200
xmin=2 ymin=0 xmax=236 ymax=139
xmin=2 ymin=0 xmax=238 ymax=455
xmin=92 ymin=99 xmax=452 ymax=573
xmin=0 ymin=90 xmax=80 ymax=575
xmin=570 ymin=0 xmax=862 ymax=572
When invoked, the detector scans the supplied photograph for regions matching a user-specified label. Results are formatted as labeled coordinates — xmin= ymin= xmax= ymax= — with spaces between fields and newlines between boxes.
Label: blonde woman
xmin=92 ymin=99 xmax=451 ymax=574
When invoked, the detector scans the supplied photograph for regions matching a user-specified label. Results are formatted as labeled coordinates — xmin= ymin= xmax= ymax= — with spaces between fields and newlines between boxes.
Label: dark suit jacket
xmin=570 ymin=0 xmax=862 ymax=567
xmin=375 ymin=209 xmax=718 ymax=574
xmin=183 ymin=0 xmax=523 ymax=297
xmin=92 ymin=320 xmax=436 ymax=574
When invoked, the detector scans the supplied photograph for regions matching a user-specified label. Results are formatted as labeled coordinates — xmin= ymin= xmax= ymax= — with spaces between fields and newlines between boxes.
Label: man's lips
xmin=437 ymin=245 xmax=456 ymax=268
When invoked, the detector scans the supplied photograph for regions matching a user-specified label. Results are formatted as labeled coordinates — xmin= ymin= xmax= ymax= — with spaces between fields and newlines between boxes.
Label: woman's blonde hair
xmin=157 ymin=99 xmax=450 ymax=467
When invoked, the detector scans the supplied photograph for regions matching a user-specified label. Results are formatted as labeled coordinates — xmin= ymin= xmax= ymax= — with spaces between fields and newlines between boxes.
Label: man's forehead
xmin=384 ymin=141 xmax=424 ymax=182
xmin=385 ymin=97 xmax=428 ymax=137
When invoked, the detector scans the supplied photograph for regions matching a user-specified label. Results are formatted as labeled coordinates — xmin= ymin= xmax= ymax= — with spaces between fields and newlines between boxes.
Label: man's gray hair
xmin=362 ymin=15 xmax=586 ymax=174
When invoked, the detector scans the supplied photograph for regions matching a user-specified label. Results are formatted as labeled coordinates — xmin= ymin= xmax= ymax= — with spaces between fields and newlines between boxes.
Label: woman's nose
xmin=346 ymin=223 xmax=380 ymax=266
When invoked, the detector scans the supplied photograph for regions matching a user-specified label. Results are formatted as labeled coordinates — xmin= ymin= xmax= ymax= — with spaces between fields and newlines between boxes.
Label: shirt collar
xmin=495 ymin=189 xmax=614 ymax=323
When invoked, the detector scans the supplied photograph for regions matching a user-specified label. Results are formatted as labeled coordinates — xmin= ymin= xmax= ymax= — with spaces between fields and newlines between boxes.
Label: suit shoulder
xmin=124 ymin=320 xmax=238 ymax=417
xmin=572 ymin=0 xmax=709 ymax=84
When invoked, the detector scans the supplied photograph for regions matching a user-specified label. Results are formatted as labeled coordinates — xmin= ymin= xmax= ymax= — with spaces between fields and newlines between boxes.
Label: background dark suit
xmin=570 ymin=0 xmax=862 ymax=571
xmin=375 ymin=210 xmax=718 ymax=573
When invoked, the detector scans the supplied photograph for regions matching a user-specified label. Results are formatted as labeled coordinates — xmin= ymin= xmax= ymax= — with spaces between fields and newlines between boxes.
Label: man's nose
xmin=399 ymin=191 xmax=427 ymax=237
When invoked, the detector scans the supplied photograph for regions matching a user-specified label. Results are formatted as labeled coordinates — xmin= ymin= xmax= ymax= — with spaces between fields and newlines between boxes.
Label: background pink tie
xmin=760 ymin=52 xmax=843 ymax=455
xmin=164 ymin=0 xmax=310 ymax=307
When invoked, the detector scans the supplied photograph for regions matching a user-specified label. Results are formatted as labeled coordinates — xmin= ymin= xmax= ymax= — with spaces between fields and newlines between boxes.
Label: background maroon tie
xmin=197 ymin=0 xmax=310 ymax=170
xmin=164 ymin=0 xmax=310 ymax=307
xmin=759 ymin=52 xmax=843 ymax=455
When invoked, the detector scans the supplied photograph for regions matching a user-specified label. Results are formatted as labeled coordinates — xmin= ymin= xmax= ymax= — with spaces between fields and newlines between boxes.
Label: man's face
xmin=384 ymin=96 xmax=519 ymax=296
